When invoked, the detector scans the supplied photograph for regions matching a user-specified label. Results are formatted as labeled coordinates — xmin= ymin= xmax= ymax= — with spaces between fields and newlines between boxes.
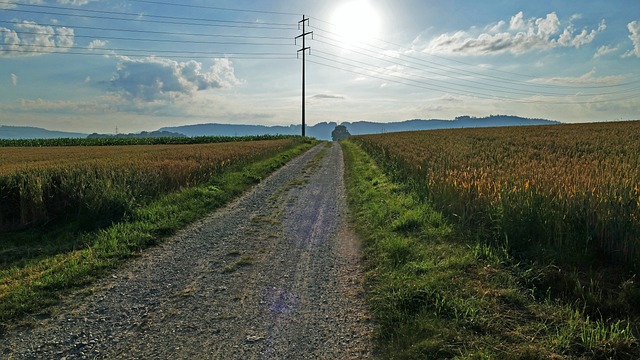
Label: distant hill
xmin=2 ymin=115 xmax=560 ymax=141
xmin=87 ymin=130 xmax=186 ymax=139
xmin=342 ymin=115 xmax=559 ymax=137
xmin=0 ymin=125 xmax=86 ymax=139
xmin=159 ymin=123 xmax=337 ymax=140
xmin=161 ymin=115 xmax=560 ymax=141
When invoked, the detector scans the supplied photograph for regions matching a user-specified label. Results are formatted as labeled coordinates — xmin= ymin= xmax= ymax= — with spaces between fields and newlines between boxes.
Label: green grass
xmin=341 ymin=140 xmax=638 ymax=359
xmin=0 ymin=140 xmax=316 ymax=325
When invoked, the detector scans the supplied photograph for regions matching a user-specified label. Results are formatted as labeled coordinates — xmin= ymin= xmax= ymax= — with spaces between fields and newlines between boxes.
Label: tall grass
xmin=351 ymin=121 xmax=640 ymax=273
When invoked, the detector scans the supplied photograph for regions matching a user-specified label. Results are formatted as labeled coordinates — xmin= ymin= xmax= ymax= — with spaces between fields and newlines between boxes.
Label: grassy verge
xmin=341 ymin=140 xmax=638 ymax=359
xmin=0 ymin=140 xmax=316 ymax=325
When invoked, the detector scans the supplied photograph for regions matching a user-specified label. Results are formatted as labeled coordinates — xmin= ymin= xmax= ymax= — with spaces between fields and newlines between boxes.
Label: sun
xmin=330 ymin=0 xmax=382 ymax=44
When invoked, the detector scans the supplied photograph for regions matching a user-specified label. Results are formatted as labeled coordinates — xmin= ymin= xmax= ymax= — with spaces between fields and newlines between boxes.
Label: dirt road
xmin=2 ymin=143 xmax=373 ymax=359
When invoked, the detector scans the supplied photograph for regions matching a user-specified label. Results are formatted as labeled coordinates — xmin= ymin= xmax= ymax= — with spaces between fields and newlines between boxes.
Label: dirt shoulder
xmin=2 ymin=142 xmax=373 ymax=359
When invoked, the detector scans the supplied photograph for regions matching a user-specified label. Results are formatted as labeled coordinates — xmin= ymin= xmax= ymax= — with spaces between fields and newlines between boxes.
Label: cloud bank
xmin=425 ymin=11 xmax=606 ymax=55
xmin=110 ymin=57 xmax=240 ymax=102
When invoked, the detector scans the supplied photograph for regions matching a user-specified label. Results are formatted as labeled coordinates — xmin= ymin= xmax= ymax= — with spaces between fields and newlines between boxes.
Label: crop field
xmin=0 ymin=134 xmax=294 ymax=147
xmin=0 ymin=138 xmax=300 ymax=232
xmin=352 ymin=121 xmax=640 ymax=273
xmin=0 ymin=137 xmax=313 ymax=321
xmin=343 ymin=122 xmax=640 ymax=358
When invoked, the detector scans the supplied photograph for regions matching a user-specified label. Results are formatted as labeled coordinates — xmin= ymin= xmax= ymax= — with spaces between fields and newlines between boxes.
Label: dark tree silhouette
xmin=331 ymin=125 xmax=351 ymax=141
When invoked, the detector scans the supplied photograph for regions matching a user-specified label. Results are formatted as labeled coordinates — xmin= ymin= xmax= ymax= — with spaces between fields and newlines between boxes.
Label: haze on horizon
xmin=1 ymin=0 xmax=639 ymax=134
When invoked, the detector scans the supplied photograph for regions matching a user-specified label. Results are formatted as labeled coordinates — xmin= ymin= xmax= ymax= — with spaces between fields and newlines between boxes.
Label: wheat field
xmin=352 ymin=121 xmax=640 ymax=271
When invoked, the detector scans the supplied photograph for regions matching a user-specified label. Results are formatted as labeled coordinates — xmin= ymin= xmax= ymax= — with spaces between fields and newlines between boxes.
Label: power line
xmin=0 ymin=48 xmax=297 ymax=60
xmin=2 ymin=29 xmax=296 ymax=47
xmin=0 ymin=42 xmax=295 ymax=57
xmin=307 ymin=58 xmax=640 ymax=105
xmin=308 ymin=17 xmax=557 ymax=81
xmin=126 ymin=0 xmax=301 ymax=17
xmin=0 ymin=1 xmax=297 ymax=27
xmin=309 ymin=24 xmax=640 ymax=91
xmin=311 ymin=49 xmax=559 ymax=98
xmin=2 ymin=1 xmax=638 ymax=108
xmin=311 ymin=46 xmax=640 ymax=99
xmin=310 ymin=53 xmax=519 ymax=101
xmin=308 ymin=31 xmax=640 ymax=102
xmin=0 ymin=20 xmax=293 ymax=40
xmin=300 ymin=20 xmax=640 ymax=104
xmin=2 ymin=8 xmax=296 ymax=30
xmin=300 ymin=18 xmax=640 ymax=103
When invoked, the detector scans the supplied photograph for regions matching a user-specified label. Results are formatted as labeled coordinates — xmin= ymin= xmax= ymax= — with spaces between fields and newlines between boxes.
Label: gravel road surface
xmin=2 ymin=142 xmax=373 ymax=359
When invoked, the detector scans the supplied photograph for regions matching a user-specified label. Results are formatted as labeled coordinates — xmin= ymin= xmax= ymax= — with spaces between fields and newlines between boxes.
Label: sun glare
xmin=330 ymin=0 xmax=382 ymax=44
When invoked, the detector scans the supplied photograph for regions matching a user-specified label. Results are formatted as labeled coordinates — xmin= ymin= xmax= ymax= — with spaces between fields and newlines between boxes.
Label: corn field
xmin=0 ymin=138 xmax=302 ymax=232
xmin=352 ymin=121 xmax=640 ymax=272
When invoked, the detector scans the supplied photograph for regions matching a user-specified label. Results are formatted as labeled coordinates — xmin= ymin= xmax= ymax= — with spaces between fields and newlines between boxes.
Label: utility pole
xmin=296 ymin=15 xmax=312 ymax=137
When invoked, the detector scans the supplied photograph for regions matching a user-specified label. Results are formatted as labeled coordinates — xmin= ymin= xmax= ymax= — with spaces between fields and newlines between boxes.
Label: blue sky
xmin=1 ymin=0 xmax=639 ymax=133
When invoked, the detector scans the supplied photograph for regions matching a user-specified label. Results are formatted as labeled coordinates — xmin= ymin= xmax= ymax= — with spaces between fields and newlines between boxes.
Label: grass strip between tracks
xmin=0 ymin=140 xmax=316 ymax=326
xmin=341 ymin=140 xmax=638 ymax=359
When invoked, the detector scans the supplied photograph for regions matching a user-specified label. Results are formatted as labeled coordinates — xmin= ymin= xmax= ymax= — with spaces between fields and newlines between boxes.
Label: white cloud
xmin=57 ymin=0 xmax=93 ymax=5
xmin=10 ymin=73 xmax=18 ymax=86
xmin=110 ymin=57 xmax=240 ymax=102
xmin=425 ymin=12 xmax=605 ymax=55
xmin=594 ymin=45 xmax=618 ymax=59
xmin=509 ymin=11 xmax=527 ymax=30
xmin=88 ymin=39 xmax=107 ymax=49
xmin=623 ymin=20 xmax=640 ymax=58
xmin=0 ymin=21 xmax=75 ymax=57
xmin=0 ymin=0 xmax=43 ymax=9
xmin=486 ymin=20 xmax=506 ymax=33
xmin=558 ymin=20 xmax=606 ymax=48
xmin=536 ymin=12 xmax=561 ymax=36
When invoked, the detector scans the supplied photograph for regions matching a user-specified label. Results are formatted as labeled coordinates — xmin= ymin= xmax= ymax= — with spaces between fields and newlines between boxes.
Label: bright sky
xmin=1 ymin=0 xmax=639 ymax=133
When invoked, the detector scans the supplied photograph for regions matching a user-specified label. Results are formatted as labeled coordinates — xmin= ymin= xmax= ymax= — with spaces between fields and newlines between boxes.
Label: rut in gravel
xmin=2 ymin=142 xmax=373 ymax=359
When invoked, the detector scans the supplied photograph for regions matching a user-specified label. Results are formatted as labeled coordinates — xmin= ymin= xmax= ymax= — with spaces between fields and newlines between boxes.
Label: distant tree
xmin=331 ymin=125 xmax=351 ymax=141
